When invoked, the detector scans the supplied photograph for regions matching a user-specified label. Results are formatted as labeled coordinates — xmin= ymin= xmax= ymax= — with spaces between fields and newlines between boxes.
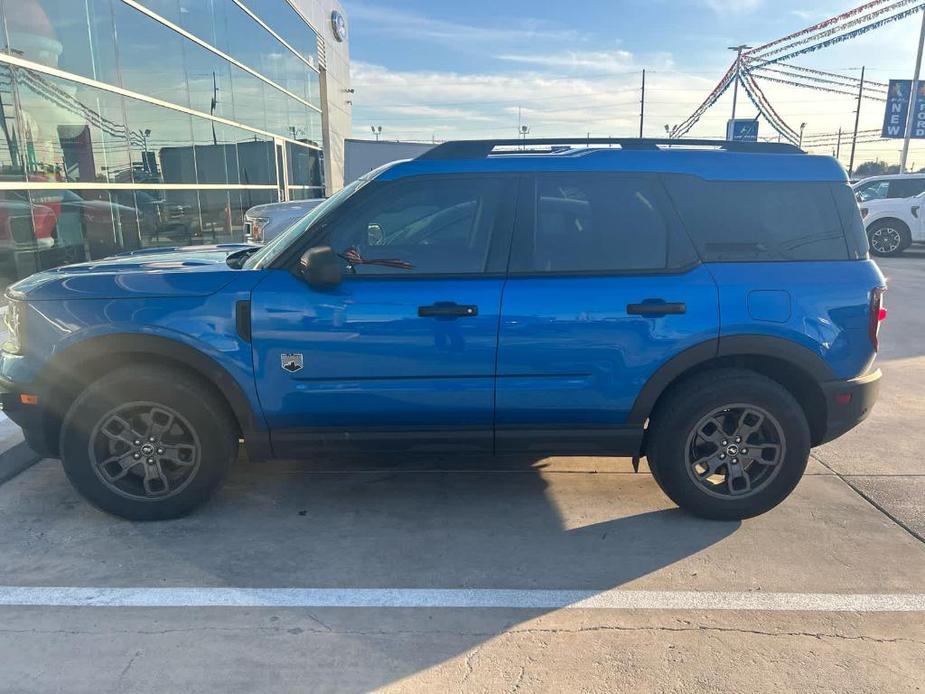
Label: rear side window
xmin=887 ymin=178 xmax=925 ymax=198
xmin=511 ymin=174 xmax=686 ymax=273
xmin=663 ymin=176 xmax=850 ymax=262
xmin=855 ymin=180 xmax=888 ymax=202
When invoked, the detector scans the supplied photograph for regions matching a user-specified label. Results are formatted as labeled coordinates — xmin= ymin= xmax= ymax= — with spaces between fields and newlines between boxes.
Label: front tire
xmin=867 ymin=220 xmax=910 ymax=257
xmin=647 ymin=369 xmax=810 ymax=520
xmin=60 ymin=365 xmax=237 ymax=520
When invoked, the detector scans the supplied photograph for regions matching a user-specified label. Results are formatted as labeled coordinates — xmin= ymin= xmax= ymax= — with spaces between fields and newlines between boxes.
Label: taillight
xmin=869 ymin=287 xmax=887 ymax=351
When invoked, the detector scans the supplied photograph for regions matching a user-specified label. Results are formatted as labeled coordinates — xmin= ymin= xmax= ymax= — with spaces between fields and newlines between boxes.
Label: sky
xmin=341 ymin=0 xmax=925 ymax=168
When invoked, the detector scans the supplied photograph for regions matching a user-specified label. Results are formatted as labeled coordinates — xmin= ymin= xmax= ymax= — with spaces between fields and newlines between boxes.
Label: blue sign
xmin=726 ymin=118 xmax=759 ymax=142
xmin=881 ymin=79 xmax=925 ymax=138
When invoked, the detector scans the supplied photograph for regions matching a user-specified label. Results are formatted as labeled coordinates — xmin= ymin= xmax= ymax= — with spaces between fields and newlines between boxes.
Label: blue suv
xmin=0 ymin=138 xmax=885 ymax=521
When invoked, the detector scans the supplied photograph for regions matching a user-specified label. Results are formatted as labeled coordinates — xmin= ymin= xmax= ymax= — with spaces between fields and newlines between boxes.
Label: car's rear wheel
xmin=646 ymin=369 xmax=810 ymax=520
xmin=867 ymin=220 xmax=910 ymax=257
xmin=60 ymin=365 xmax=237 ymax=520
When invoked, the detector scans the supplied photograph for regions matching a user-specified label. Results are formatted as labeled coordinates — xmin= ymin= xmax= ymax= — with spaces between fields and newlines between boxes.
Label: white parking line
xmin=0 ymin=587 xmax=923 ymax=611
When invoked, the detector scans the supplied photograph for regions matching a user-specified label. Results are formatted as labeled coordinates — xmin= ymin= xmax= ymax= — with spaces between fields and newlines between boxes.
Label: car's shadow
xmin=119 ymin=454 xmax=740 ymax=690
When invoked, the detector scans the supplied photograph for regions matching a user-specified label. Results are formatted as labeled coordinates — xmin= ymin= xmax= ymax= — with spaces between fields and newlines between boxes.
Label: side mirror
xmin=299 ymin=246 xmax=342 ymax=287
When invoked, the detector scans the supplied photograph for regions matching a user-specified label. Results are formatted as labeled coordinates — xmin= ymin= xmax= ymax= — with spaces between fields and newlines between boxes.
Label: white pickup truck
xmin=853 ymin=174 xmax=925 ymax=256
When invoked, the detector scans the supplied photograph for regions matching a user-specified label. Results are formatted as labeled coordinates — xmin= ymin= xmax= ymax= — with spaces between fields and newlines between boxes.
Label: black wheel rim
xmin=684 ymin=403 xmax=786 ymax=500
xmin=88 ymin=401 xmax=201 ymax=502
xmin=871 ymin=227 xmax=901 ymax=254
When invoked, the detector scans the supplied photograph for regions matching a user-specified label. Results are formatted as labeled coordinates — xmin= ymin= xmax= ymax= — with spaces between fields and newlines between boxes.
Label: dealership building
xmin=0 ymin=0 xmax=351 ymax=282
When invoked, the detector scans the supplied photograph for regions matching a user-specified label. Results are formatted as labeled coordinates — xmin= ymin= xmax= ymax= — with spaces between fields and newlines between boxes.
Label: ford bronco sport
xmin=0 ymin=138 xmax=884 ymax=521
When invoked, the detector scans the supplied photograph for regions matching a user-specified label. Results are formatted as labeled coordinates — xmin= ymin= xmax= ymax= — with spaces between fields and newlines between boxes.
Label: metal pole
xmin=849 ymin=66 xmax=865 ymax=178
xmin=639 ymin=69 xmax=646 ymax=138
xmin=836 ymin=127 xmax=842 ymax=160
xmin=901 ymin=10 xmax=925 ymax=172
xmin=728 ymin=45 xmax=750 ymax=123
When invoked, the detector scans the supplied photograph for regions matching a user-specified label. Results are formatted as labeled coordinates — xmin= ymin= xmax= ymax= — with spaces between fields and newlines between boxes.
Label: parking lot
xmin=0 ymin=255 xmax=922 ymax=693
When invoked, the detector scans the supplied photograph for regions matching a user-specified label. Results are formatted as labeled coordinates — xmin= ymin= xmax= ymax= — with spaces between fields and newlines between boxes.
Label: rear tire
xmin=647 ymin=369 xmax=810 ymax=520
xmin=60 ymin=365 xmax=237 ymax=520
xmin=867 ymin=220 xmax=910 ymax=257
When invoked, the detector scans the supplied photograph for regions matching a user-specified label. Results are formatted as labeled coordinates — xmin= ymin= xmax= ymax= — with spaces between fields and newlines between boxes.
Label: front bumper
xmin=818 ymin=368 xmax=881 ymax=445
xmin=0 ymin=374 xmax=52 ymax=456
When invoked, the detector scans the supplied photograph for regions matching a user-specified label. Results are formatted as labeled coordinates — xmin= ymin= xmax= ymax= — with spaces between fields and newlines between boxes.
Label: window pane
xmin=0 ymin=191 xmax=44 ymax=283
xmin=235 ymin=135 xmax=276 ymax=186
xmin=133 ymin=187 xmax=201 ymax=247
xmin=237 ymin=0 xmax=318 ymax=67
xmin=664 ymin=176 xmax=850 ymax=262
xmin=514 ymin=175 xmax=668 ymax=273
xmin=122 ymin=97 xmax=195 ymax=184
xmin=4 ymin=0 xmax=119 ymax=86
xmin=0 ymin=66 xmax=25 ymax=182
xmin=15 ymin=67 xmax=132 ymax=183
xmin=855 ymin=180 xmax=888 ymax=202
xmin=112 ymin=0 xmax=190 ymax=107
xmin=286 ymin=142 xmax=322 ymax=188
xmin=323 ymin=178 xmax=507 ymax=275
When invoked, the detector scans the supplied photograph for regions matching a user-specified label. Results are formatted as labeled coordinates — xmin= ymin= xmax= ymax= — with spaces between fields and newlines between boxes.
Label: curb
xmin=0 ymin=416 xmax=41 ymax=486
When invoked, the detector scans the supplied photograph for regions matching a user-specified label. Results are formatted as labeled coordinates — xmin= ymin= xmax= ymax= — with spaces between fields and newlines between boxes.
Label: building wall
xmin=344 ymin=139 xmax=435 ymax=184
xmin=0 ymin=0 xmax=347 ymax=285
xmin=291 ymin=0 xmax=351 ymax=192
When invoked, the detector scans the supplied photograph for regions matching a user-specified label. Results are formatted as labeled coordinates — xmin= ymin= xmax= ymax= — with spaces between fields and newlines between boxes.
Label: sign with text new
xmin=881 ymin=79 xmax=925 ymax=138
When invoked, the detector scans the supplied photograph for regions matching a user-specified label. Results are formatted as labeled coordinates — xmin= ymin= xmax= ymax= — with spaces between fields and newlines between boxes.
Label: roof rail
xmin=416 ymin=138 xmax=804 ymax=160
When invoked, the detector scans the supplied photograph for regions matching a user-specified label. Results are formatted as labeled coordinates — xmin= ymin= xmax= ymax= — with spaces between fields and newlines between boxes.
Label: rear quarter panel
xmin=707 ymin=260 xmax=885 ymax=380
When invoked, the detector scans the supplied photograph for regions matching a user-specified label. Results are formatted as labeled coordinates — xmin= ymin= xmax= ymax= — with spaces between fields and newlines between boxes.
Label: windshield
xmin=244 ymin=178 xmax=367 ymax=270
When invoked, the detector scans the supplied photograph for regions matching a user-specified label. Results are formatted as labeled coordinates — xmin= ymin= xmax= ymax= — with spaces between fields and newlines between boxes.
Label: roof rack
xmin=416 ymin=138 xmax=803 ymax=160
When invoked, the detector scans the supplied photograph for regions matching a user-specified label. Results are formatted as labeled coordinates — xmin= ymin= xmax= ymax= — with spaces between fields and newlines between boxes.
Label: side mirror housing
xmin=299 ymin=246 xmax=342 ymax=287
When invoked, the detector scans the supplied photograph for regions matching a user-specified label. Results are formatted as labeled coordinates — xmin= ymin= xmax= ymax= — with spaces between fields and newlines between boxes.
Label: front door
xmin=251 ymin=174 xmax=517 ymax=456
xmin=495 ymin=172 xmax=720 ymax=453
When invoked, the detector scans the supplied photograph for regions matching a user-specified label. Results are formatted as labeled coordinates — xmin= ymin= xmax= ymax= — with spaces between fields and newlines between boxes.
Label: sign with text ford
xmin=881 ymin=79 xmax=925 ymax=138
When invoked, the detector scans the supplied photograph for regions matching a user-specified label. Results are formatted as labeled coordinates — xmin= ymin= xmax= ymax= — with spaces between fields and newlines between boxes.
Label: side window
xmin=887 ymin=178 xmax=925 ymax=198
xmin=322 ymin=177 xmax=510 ymax=275
xmin=855 ymin=181 xmax=889 ymax=202
xmin=512 ymin=175 xmax=669 ymax=273
xmin=663 ymin=176 xmax=850 ymax=262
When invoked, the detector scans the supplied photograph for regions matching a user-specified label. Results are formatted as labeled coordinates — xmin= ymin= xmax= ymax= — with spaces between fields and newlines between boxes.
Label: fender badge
xmin=281 ymin=353 xmax=304 ymax=373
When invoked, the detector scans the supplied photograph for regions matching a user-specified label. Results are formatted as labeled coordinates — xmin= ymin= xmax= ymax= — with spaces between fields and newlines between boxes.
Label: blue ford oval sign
xmin=331 ymin=10 xmax=347 ymax=42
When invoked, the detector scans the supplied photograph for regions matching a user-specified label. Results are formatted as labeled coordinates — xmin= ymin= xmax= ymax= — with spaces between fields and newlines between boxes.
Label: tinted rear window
xmin=663 ymin=176 xmax=851 ymax=262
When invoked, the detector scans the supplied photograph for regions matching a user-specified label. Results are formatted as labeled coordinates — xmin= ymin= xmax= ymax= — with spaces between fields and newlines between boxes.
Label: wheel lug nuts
xmin=721 ymin=440 xmax=728 ymax=446
xmin=148 ymin=437 xmax=156 ymax=442
xmin=719 ymin=453 xmax=726 ymax=459
xmin=156 ymin=448 xmax=164 ymax=454
xmin=147 ymin=458 xmax=154 ymax=464
xmin=133 ymin=453 xmax=141 ymax=460
xmin=732 ymin=458 xmax=739 ymax=464
xmin=742 ymin=448 xmax=748 ymax=454
xmin=134 ymin=440 xmax=141 ymax=445
xmin=735 ymin=437 xmax=741 ymax=443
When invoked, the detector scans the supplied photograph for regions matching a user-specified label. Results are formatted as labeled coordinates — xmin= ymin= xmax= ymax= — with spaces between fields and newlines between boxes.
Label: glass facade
xmin=0 ymin=0 xmax=325 ymax=286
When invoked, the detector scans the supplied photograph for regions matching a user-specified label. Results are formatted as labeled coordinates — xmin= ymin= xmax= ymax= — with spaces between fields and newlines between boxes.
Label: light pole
xmin=728 ymin=44 xmax=751 ymax=123
xmin=135 ymin=129 xmax=152 ymax=172
xmin=370 ymin=125 xmax=382 ymax=142
xmin=799 ymin=122 xmax=806 ymax=149
xmin=900 ymin=9 xmax=925 ymax=172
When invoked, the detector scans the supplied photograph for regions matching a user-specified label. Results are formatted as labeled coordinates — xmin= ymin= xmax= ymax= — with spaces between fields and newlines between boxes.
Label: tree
xmin=854 ymin=160 xmax=900 ymax=177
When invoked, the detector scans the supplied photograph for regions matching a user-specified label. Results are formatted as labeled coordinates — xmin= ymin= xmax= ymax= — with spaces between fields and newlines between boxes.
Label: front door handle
xmin=627 ymin=300 xmax=687 ymax=316
xmin=418 ymin=302 xmax=479 ymax=318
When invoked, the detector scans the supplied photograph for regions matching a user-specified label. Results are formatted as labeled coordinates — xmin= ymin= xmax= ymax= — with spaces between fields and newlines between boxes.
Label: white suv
xmin=853 ymin=174 xmax=925 ymax=256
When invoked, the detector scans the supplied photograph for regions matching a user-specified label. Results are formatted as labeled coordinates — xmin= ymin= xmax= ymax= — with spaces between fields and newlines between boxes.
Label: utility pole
xmin=639 ymin=69 xmax=646 ymax=138
xmin=728 ymin=45 xmax=751 ymax=123
xmin=799 ymin=122 xmax=806 ymax=149
xmin=848 ymin=66 xmax=865 ymax=177
xmin=901 ymin=9 xmax=925 ymax=172
xmin=836 ymin=127 xmax=843 ymax=160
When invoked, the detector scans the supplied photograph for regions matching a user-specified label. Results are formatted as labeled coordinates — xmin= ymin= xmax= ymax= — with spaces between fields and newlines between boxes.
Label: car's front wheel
xmin=60 ymin=365 xmax=238 ymax=520
xmin=647 ymin=369 xmax=810 ymax=520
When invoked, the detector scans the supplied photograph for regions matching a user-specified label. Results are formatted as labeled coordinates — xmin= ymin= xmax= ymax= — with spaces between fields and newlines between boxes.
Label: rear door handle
xmin=418 ymin=302 xmax=479 ymax=318
xmin=627 ymin=300 xmax=687 ymax=316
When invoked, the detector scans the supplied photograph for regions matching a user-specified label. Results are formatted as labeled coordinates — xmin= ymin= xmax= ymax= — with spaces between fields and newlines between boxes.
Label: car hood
xmin=8 ymin=244 xmax=256 ymax=301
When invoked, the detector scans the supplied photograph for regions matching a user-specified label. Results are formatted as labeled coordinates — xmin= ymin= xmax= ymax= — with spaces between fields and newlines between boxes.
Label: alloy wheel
xmin=88 ymin=401 xmax=201 ymax=501
xmin=684 ymin=403 xmax=786 ymax=500
xmin=870 ymin=227 xmax=902 ymax=255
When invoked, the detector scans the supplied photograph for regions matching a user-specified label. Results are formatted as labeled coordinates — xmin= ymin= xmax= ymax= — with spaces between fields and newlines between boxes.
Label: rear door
xmin=494 ymin=173 xmax=720 ymax=453
xmin=250 ymin=174 xmax=517 ymax=456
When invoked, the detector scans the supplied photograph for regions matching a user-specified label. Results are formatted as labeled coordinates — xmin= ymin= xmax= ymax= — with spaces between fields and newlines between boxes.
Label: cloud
xmin=344 ymin=3 xmax=586 ymax=47
xmin=497 ymin=49 xmax=675 ymax=74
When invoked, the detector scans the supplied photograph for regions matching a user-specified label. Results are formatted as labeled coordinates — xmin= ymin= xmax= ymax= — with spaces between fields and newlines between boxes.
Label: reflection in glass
xmin=238 ymin=0 xmax=318 ymax=67
xmin=3 ymin=0 xmax=119 ymax=86
xmin=15 ymin=67 xmax=132 ymax=183
xmin=0 ymin=67 xmax=25 ymax=182
xmin=287 ymin=142 xmax=323 ymax=188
